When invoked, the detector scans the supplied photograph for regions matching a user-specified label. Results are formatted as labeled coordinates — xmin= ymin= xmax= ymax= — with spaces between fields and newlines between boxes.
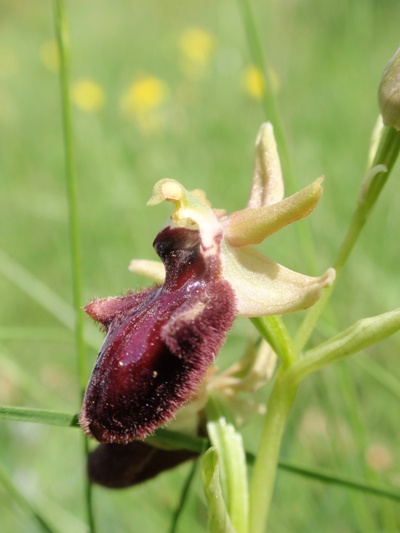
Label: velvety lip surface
xmin=80 ymin=226 xmax=236 ymax=443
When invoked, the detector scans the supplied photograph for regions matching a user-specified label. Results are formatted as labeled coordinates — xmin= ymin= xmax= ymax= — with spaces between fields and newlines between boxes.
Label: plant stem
xmin=251 ymin=315 xmax=297 ymax=367
xmin=52 ymin=1 xmax=95 ymax=531
xmin=249 ymin=372 xmax=298 ymax=533
xmin=53 ymin=0 xmax=87 ymax=394
xmin=295 ymin=125 xmax=400 ymax=351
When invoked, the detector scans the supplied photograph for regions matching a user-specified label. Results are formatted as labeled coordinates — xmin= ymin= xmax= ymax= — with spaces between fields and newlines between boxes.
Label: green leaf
xmin=206 ymin=398 xmax=249 ymax=533
xmin=202 ymin=448 xmax=236 ymax=533
xmin=288 ymin=307 xmax=400 ymax=384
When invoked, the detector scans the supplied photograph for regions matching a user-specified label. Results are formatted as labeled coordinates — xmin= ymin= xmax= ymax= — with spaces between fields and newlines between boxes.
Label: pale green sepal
xmin=224 ymin=177 xmax=323 ymax=247
xmin=128 ymin=259 xmax=165 ymax=283
xmin=287 ymin=307 xmax=400 ymax=385
xmin=221 ymin=241 xmax=335 ymax=317
xmin=206 ymin=399 xmax=249 ymax=533
xmin=202 ymin=448 xmax=236 ymax=533
xmin=247 ymin=122 xmax=284 ymax=209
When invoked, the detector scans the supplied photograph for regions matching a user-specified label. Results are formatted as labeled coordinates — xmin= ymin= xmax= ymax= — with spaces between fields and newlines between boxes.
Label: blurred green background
xmin=1 ymin=0 xmax=400 ymax=531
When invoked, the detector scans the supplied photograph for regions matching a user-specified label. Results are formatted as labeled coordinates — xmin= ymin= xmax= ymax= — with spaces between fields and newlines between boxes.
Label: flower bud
xmin=378 ymin=47 xmax=400 ymax=130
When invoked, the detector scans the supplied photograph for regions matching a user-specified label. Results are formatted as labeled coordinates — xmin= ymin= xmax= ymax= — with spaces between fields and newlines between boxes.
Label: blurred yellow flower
xmin=40 ymin=40 xmax=60 ymax=72
xmin=179 ymin=28 xmax=215 ymax=66
xmin=121 ymin=76 xmax=168 ymax=115
xmin=72 ymin=80 xmax=105 ymax=113
xmin=242 ymin=65 xmax=280 ymax=100
xmin=242 ymin=66 xmax=265 ymax=99
xmin=120 ymin=76 xmax=169 ymax=134
xmin=178 ymin=28 xmax=216 ymax=79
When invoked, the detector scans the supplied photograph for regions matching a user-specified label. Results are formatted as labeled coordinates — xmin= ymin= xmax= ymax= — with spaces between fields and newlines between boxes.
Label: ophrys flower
xmin=80 ymin=123 xmax=335 ymax=443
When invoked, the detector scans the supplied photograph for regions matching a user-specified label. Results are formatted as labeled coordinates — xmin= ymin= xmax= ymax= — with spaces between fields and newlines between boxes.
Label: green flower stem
xmin=249 ymin=371 xmax=298 ymax=533
xmin=236 ymin=0 xmax=282 ymax=153
xmin=52 ymin=2 xmax=94 ymax=531
xmin=288 ymin=308 xmax=400 ymax=385
xmin=335 ymin=127 xmax=400 ymax=274
xmin=251 ymin=315 xmax=297 ymax=367
xmin=53 ymin=0 xmax=87 ymax=394
xmin=248 ymin=314 xmax=298 ymax=531
xmin=295 ymin=125 xmax=400 ymax=352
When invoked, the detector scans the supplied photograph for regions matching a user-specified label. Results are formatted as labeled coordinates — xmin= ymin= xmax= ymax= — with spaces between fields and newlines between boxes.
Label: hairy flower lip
xmin=80 ymin=226 xmax=236 ymax=443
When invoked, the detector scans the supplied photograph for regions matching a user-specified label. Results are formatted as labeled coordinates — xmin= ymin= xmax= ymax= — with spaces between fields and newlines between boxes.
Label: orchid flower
xmin=80 ymin=123 xmax=335 ymax=444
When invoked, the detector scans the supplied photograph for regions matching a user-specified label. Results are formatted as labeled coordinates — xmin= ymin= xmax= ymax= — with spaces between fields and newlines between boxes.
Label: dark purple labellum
xmin=80 ymin=226 xmax=236 ymax=443
xmin=88 ymin=441 xmax=198 ymax=488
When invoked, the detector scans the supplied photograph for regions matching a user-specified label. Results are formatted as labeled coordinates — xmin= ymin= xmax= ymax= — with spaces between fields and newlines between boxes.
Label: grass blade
xmin=0 ymin=405 xmax=79 ymax=427
xmin=0 ymin=462 xmax=59 ymax=533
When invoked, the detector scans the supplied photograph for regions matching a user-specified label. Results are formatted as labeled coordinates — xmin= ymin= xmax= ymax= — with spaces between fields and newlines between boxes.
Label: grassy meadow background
xmin=1 ymin=0 xmax=400 ymax=531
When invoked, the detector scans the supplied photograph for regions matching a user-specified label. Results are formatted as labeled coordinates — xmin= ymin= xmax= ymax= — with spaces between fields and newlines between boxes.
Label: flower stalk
xmin=251 ymin=315 xmax=296 ymax=368
xmin=249 ymin=369 xmax=298 ymax=533
xmin=295 ymin=123 xmax=400 ymax=352
xmin=52 ymin=1 xmax=94 ymax=531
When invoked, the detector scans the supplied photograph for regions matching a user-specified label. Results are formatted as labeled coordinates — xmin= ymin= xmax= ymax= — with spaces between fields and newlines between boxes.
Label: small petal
xmin=221 ymin=241 xmax=335 ymax=317
xmin=129 ymin=259 xmax=165 ymax=283
xmin=85 ymin=290 xmax=154 ymax=330
xmin=224 ymin=177 xmax=323 ymax=247
xmin=247 ymin=122 xmax=284 ymax=208
xmin=148 ymin=179 xmax=221 ymax=252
